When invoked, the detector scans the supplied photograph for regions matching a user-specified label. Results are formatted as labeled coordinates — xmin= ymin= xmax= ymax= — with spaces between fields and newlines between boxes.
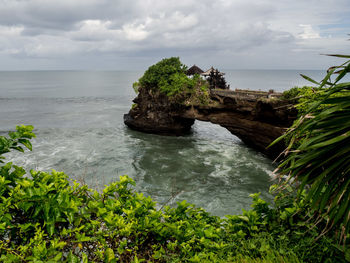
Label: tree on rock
xmin=207 ymin=68 xmax=228 ymax=90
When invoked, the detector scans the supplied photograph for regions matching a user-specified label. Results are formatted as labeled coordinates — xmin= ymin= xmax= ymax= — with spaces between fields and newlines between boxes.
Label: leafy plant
xmin=0 ymin=125 xmax=35 ymax=163
xmin=273 ymin=54 xmax=350 ymax=241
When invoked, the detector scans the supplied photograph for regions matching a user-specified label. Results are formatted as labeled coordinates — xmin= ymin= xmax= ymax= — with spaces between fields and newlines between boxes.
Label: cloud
xmin=0 ymin=0 xmax=349 ymax=69
xmin=71 ymin=20 xmax=120 ymax=42
xmin=298 ymin=24 xmax=320 ymax=39
xmin=122 ymin=22 xmax=149 ymax=41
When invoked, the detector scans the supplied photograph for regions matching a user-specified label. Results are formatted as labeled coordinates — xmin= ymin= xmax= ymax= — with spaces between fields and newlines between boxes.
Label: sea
xmin=0 ymin=69 xmax=327 ymax=216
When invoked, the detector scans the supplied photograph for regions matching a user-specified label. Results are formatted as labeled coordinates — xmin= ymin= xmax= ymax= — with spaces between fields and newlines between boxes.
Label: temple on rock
xmin=201 ymin=67 xmax=224 ymax=77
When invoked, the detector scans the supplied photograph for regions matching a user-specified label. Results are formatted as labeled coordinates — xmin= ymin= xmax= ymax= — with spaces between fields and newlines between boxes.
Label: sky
xmin=0 ymin=0 xmax=349 ymax=70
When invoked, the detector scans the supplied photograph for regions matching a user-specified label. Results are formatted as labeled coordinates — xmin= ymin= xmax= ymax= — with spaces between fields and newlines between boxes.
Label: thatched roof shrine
xmin=186 ymin=65 xmax=204 ymax=75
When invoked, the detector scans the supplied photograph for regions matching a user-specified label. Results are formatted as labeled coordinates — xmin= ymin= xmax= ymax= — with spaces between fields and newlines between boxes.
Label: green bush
xmin=281 ymin=86 xmax=328 ymax=116
xmin=138 ymin=57 xmax=196 ymax=96
xmin=281 ymin=86 xmax=309 ymax=100
xmin=0 ymin=126 xmax=346 ymax=262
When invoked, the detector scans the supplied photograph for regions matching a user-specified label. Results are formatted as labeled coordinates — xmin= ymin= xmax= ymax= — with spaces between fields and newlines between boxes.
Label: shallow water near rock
xmin=0 ymin=70 xmax=325 ymax=216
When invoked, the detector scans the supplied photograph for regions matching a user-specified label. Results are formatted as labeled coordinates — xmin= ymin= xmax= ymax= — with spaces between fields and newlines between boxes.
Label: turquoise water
xmin=0 ymin=70 xmax=326 ymax=216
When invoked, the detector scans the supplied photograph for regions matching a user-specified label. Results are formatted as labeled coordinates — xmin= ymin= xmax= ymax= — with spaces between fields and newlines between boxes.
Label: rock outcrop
xmin=124 ymin=88 xmax=297 ymax=158
xmin=124 ymin=86 xmax=195 ymax=135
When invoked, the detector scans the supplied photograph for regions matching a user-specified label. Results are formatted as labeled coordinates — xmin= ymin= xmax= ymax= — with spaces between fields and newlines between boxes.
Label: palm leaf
xmin=273 ymin=55 xmax=350 ymax=241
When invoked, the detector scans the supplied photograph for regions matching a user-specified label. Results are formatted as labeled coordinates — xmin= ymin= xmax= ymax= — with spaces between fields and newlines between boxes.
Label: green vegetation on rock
xmin=136 ymin=57 xmax=202 ymax=97
xmin=282 ymin=86 xmax=330 ymax=116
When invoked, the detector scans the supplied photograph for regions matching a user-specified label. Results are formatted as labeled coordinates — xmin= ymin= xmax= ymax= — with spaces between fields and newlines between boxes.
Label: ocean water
xmin=0 ymin=70 xmax=326 ymax=216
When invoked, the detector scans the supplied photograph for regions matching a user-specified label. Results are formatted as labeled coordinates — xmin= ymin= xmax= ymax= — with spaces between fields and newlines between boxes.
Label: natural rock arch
xmin=124 ymin=89 xmax=297 ymax=158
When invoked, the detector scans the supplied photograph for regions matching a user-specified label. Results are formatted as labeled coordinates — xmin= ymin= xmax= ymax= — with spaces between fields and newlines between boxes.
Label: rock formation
xmin=124 ymin=88 xmax=297 ymax=158
xmin=124 ymin=86 xmax=195 ymax=135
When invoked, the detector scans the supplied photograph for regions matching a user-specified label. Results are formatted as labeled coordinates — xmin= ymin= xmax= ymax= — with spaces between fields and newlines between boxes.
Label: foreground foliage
xmin=0 ymin=126 xmax=346 ymax=262
xmin=274 ymin=55 xmax=350 ymax=242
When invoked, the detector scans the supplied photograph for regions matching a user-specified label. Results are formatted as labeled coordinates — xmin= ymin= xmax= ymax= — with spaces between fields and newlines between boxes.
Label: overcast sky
xmin=0 ymin=0 xmax=349 ymax=70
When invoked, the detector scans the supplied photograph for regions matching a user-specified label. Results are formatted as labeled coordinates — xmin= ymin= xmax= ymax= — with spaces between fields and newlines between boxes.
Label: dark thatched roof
xmin=186 ymin=65 xmax=204 ymax=75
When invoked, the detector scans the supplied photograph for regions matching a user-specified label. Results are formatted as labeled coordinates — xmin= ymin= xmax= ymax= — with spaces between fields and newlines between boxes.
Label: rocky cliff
xmin=124 ymin=86 xmax=195 ymax=135
xmin=124 ymin=88 xmax=297 ymax=158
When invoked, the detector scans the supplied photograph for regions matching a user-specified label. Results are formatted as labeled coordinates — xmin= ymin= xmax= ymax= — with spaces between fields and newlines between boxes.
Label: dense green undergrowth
xmin=0 ymin=126 xmax=346 ymax=262
xmin=282 ymin=84 xmax=349 ymax=117
xmin=281 ymin=86 xmax=321 ymax=115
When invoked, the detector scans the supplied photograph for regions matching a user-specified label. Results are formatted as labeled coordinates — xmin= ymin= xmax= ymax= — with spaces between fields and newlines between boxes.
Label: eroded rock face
xmin=124 ymin=87 xmax=194 ymax=135
xmin=124 ymin=88 xmax=297 ymax=158
xmin=181 ymin=101 xmax=296 ymax=158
